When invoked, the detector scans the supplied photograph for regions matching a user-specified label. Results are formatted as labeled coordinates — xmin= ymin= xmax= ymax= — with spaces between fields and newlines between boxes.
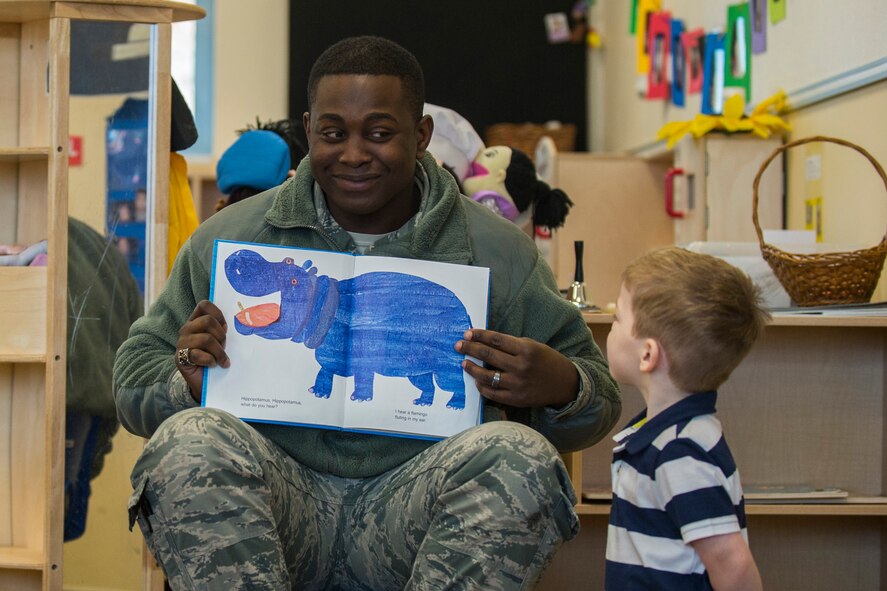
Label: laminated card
xmin=203 ymin=240 xmax=490 ymax=440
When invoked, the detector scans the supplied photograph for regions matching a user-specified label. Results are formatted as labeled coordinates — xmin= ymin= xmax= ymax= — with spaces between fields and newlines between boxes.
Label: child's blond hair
xmin=622 ymin=247 xmax=770 ymax=392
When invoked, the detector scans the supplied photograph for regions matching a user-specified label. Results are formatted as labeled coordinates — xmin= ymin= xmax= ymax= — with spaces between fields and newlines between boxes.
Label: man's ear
xmin=639 ymin=338 xmax=662 ymax=374
xmin=302 ymin=112 xmax=311 ymax=137
xmin=415 ymin=114 xmax=434 ymax=158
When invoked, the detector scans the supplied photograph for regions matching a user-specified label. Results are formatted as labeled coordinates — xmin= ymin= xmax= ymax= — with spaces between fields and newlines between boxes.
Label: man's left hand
xmin=456 ymin=329 xmax=579 ymax=408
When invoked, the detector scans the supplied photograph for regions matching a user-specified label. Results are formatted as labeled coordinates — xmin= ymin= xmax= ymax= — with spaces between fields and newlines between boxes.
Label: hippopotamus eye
xmin=284 ymin=257 xmax=294 ymax=265
xmin=291 ymin=279 xmax=298 ymax=285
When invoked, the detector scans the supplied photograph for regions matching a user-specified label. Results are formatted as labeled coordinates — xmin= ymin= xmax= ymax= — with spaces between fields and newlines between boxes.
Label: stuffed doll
xmin=423 ymin=103 xmax=485 ymax=183
xmin=462 ymin=145 xmax=573 ymax=229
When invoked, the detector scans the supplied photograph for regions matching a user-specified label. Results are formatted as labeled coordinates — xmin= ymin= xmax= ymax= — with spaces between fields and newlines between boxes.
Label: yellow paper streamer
xmin=657 ymin=90 xmax=791 ymax=149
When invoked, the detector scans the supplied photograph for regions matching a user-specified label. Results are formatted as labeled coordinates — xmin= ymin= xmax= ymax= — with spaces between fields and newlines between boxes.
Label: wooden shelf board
xmin=0 ymin=546 xmax=44 ymax=570
xmin=583 ymin=311 xmax=887 ymax=328
xmin=0 ymin=147 xmax=50 ymax=162
xmin=576 ymin=497 xmax=887 ymax=517
xmin=0 ymin=353 xmax=45 ymax=363
xmin=0 ymin=267 xmax=47 ymax=359
xmin=0 ymin=2 xmax=50 ymax=22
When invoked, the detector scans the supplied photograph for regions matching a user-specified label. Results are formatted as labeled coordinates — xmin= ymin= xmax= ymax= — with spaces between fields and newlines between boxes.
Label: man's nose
xmin=339 ymin=137 xmax=371 ymax=166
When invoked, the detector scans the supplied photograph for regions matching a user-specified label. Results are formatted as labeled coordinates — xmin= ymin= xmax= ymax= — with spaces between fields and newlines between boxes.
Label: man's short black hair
xmin=307 ymin=36 xmax=425 ymax=121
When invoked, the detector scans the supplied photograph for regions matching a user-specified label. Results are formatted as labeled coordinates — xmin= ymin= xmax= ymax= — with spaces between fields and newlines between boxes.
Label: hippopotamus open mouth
xmin=235 ymin=302 xmax=281 ymax=328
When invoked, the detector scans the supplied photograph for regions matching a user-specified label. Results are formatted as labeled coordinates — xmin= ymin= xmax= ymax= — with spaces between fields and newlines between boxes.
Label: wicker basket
xmin=753 ymin=136 xmax=887 ymax=306
xmin=485 ymin=122 xmax=577 ymax=161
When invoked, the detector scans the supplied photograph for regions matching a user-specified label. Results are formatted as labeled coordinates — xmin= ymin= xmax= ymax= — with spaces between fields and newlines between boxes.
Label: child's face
xmin=607 ymin=284 xmax=644 ymax=386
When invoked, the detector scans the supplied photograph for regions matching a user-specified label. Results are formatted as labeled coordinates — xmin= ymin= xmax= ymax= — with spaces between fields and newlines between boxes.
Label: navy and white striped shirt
xmin=605 ymin=391 xmax=748 ymax=590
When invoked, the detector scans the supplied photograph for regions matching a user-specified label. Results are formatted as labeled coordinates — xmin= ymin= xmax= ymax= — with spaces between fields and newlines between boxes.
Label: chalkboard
xmin=288 ymin=0 xmax=588 ymax=150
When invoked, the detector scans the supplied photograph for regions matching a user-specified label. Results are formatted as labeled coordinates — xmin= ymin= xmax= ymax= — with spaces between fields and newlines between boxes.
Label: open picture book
xmin=202 ymin=240 xmax=490 ymax=440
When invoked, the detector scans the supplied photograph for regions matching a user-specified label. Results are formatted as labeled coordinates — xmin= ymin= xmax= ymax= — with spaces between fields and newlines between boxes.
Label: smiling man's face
xmin=303 ymin=74 xmax=433 ymax=234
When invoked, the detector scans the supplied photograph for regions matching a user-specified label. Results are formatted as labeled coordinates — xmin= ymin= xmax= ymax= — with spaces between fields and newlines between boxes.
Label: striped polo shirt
xmin=605 ymin=391 xmax=748 ymax=590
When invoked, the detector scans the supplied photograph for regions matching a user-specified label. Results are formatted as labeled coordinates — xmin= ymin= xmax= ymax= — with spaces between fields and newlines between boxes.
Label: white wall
xmin=212 ymin=0 xmax=290 ymax=159
xmin=586 ymin=0 xmax=887 ymax=154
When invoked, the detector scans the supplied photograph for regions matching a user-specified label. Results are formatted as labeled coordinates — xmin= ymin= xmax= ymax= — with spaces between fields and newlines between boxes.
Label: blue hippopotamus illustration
xmin=224 ymin=249 xmax=472 ymax=409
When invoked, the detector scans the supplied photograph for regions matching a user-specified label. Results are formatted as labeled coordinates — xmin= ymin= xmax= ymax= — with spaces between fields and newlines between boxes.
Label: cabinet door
xmin=671 ymin=136 xmax=707 ymax=245
xmin=704 ymin=135 xmax=784 ymax=242
xmin=552 ymin=154 xmax=674 ymax=307
xmin=672 ymin=135 xmax=785 ymax=244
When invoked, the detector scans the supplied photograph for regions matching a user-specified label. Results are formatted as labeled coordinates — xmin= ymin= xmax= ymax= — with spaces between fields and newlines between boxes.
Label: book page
xmin=203 ymin=240 xmax=355 ymax=429
xmin=342 ymin=256 xmax=489 ymax=439
xmin=203 ymin=240 xmax=489 ymax=440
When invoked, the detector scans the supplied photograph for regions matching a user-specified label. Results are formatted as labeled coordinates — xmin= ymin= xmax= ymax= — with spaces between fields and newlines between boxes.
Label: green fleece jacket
xmin=113 ymin=153 xmax=621 ymax=478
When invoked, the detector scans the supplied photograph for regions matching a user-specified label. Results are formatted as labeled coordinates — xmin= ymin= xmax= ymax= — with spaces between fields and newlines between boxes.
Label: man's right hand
xmin=175 ymin=300 xmax=230 ymax=402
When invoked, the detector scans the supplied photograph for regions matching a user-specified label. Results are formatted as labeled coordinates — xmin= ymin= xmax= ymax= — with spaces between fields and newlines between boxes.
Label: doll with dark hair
xmin=462 ymin=145 xmax=573 ymax=229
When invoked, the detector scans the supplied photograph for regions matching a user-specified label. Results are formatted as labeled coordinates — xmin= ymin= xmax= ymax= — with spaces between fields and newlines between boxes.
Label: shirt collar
xmin=310 ymin=163 xmax=433 ymax=254
xmin=619 ymin=391 xmax=719 ymax=454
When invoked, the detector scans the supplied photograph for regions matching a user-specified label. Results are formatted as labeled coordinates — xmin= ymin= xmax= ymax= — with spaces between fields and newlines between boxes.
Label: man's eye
xmin=321 ymin=130 xmax=344 ymax=140
xmin=368 ymin=130 xmax=392 ymax=141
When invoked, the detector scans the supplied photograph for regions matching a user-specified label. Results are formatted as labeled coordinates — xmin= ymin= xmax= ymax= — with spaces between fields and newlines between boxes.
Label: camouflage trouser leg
xmin=129 ymin=407 xmax=337 ymax=590
xmin=342 ymin=420 xmax=580 ymax=590
xmin=128 ymin=408 xmax=579 ymax=590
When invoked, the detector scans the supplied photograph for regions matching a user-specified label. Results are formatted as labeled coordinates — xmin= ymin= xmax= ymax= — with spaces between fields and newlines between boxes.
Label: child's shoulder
xmin=652 ymin=413 xmax=724 ymax=453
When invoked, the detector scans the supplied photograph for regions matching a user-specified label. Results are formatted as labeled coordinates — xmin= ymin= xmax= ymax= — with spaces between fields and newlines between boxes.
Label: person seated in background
xmin=2 ymin=218 xmax=143 ymax=541
xmin=115 ymin=35 xmax=621 ymax=590
xmin=214 ymin=118 xmax=308 ymax=211
xmin=605 ymin=246 xmax=767 ymax=590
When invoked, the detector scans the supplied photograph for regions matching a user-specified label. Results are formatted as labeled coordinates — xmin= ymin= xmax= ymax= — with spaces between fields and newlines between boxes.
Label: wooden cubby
xmin=0 ymin=2 xmax=202 ymax=589
xmin=541 ymin=313 xmax=887 ymax=590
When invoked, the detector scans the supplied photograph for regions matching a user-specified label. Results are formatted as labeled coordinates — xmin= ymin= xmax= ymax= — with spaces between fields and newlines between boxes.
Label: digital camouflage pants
xmin=128 ymin=407 xmax=579 ymax=590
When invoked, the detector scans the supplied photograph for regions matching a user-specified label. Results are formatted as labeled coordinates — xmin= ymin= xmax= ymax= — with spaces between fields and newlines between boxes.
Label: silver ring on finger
xmin=491 ymin=370 xmax=501 ymax=389
xmin=177 ymin=347 xmax=195 ymax=367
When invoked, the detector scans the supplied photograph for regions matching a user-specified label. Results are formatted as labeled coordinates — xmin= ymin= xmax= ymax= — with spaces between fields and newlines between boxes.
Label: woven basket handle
xmin=752 ymin=135 xmax=887 ymax=250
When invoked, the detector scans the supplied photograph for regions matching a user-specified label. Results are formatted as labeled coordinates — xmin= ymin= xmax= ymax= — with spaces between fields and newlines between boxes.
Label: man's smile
xmin=332 ymin=173 xmax=381 ymax=191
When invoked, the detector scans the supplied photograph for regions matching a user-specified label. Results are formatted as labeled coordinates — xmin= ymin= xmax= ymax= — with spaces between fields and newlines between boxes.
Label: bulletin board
xmin=288 ymin=0 xmax=588 ymax=151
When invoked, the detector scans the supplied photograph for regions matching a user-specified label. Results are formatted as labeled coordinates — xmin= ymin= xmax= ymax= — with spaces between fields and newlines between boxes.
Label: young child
xmin=605 ymin=246 xmax=769 ymax=590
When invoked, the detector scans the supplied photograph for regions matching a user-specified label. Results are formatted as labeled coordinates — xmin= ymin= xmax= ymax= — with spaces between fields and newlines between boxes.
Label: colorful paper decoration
xmin=725 ymin=3 xmax=752 ymax=101
xmin=750 ymin=0 xmax=767 ymax=53
xmin=682 ymin=28 xmax=705 ymax=94
xmin=656 ymin=90 xmax=791 ymax=149
xmin=769 ymin=0 xmax=786 ymax=24
xmin=670 ymin=19 xmax=686 ymax=107
xmin=701 ymin=31 xmax=725 ymax=115
xmin=646 ymin=11 xmax=671 ymax=99
xmin=636 ymin=0 xmax=662 ymax=74
xmin=630 ymin=0 xmax=639 ymax=34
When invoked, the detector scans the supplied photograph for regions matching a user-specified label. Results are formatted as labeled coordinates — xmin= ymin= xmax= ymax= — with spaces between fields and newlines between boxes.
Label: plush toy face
xmin=462 ymin=146 xmax=513 ymax=199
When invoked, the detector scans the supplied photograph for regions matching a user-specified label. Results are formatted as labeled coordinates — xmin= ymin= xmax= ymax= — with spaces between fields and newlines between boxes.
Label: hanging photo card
xmin=544 ymin=12 xmax=571 ymax=44
xmin=750 ymin=0 xmax=767 ymax=54
xmin=725 ymin=3 xmax=752 ymax=101
xmin=670 ymin=18 xmax=686 ymax=107
xmin=635 ymin=0 xmax=661 ymax=74
xmin=682 ymin=28 xmax=706 ymax=94
xmin=646 ymin=11 xmax=671 ymax=100
xmin=769 ymin=0 xmax=786 ymax=24
xmin=701 ymin=31 xmax=725 ymax=115
xmin=203 ymin=240 xmax=490 ymax=441
xmin=629 ymin=0 xmax=639 ymax=34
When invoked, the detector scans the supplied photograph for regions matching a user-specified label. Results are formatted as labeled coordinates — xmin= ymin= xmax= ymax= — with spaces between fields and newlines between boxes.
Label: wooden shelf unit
xmin=0 ymin=9 xmax=64 ymax=590
xmin=0 ymin=2 xmax=203 ymax=589
xmin=541 ymin=312 xmax=887 ymax=591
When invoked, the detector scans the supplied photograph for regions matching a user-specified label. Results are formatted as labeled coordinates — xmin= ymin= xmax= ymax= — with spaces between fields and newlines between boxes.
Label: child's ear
xmin=639 ymin=338 xmax=661 ymax=374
